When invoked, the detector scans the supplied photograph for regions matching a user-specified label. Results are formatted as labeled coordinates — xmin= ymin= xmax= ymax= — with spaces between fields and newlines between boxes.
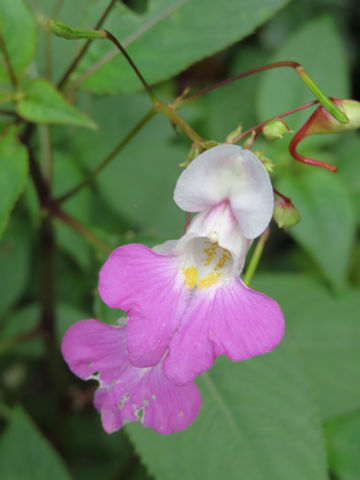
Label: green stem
xmin=232 ymin=100 xmax=319 ymax=144
xmin=0 ymin=34 xmax=17 ymax=88
xmin=57 ymin=0 xmax=118 ymax=90
xmin=296 ymin=66 xmax=348 ymax=124
xmin=154 ymin=101 xmax=204 ymax=144
xmin=243 ymin=228 xmax=270 ymax=286
xmin=102 ymin=30 xmax=157 ymax=103
xmin=54 ymin=108 xmax=156 ymax=205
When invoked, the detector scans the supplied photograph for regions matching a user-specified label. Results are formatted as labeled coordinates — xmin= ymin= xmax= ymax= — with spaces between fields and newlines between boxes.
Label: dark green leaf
xmin=0 ymin=222 xmax=31 ymax=317
xmin=17 ymin=79 xmax=97 ymax=129
xmin=0 ymin=128 xmax=28 ymax=238
xmin=129 ymin=339 xmax=327 ymax=480
xmin=257 ymin=16 xmax=349 ymax=131
xmin=326 ymin=413 xmax=360 ymax=480
xmin=278 ymin=168 xmax=356 ymax=289
xmin=73 ymin=0 xmax=291 ymax=94
xmin=253 ymin=274 xmax=360 ymax=419
xmin=0 ymin=0 xmax=36 ymax=83
xmin=0 ymin=407 xmax=71 ymax=480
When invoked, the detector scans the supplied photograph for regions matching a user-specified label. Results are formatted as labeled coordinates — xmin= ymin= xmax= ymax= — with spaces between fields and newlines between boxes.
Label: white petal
xmin=176 ymin=203 xmax=251 ymax=276
xmin=174 ymin=145 xmax=273 ymax=239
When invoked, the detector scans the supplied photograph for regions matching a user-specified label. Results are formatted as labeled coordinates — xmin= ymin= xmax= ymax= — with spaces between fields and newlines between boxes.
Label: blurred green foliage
xmin=0 ymin=0 xmax=359 ymax=479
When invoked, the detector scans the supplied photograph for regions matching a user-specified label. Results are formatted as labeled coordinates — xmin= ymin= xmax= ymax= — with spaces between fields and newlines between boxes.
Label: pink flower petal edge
xmin=62 ymin=320 xmax=202 ymax=434
xmin=164 ymin=279 xmax=285 ymax=385
xmin=98 ymin=244 xmax=189 ymax=368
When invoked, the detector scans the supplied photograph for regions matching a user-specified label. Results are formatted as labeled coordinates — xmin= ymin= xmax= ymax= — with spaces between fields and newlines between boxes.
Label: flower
xmin=61 ymin=319 xmax=201 ymax=434
xmin=99 ymin=145 xmax=285 ymax=386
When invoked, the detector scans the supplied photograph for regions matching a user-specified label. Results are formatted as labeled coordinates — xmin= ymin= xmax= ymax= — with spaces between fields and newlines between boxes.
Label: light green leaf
xmin=128 ymin=339 xmax=327 ymax=480
xmin=278 ymin=168 xmax=356 ymax=289
xmin=73 ymin=0 xmax=291 ymax=94
xmin=0 ymin=128 xmax=28 ymax=238
xmin=0 ymin=222 xmax=31 ymax=317
xmin=17 ymin=79 xmax=97 ymax=129
xmin=0 ymin=407 xmax=71 ymax=480
xmin=253 ymin=274 xmax=360 ymax=419
xmin=0 ymin=0 xmax=36 ymax=83
xmin=257 ymin=16 xmax=349 ymax=131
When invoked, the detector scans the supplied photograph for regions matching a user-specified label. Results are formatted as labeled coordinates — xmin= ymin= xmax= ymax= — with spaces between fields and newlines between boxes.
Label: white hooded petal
xmin=176 ymin=202 xmax=251 ymax=276
xmin=174 ymin=144 xmax=273 ymax=239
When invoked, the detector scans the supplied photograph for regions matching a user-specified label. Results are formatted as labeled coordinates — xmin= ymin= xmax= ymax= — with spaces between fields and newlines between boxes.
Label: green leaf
xmin=73 ymin=0 xmax=291 ymax=94
xmin=0 ymin=407 xmax=71 ymax=480
xmin=16 ymin=79 xmax=97 ymax=129
xmin=326 ymin=414 xmax=360 ymax=480
xmin=253 ymin=274 xmax=360 ymax=419
xmin=257 ymin=16 xmax=349 ymax=131
xmin=278 ymin=168 xmax=356 ymax=289
xmin=0 ymin=128 xmax=28 ymax=238
xmin=0 ymin=304 xmax=44 ymax=357
xmin=0 ymin=222 xmax=31 ymax=317
xmin=53 ymin=151 xmax=92 ymax=270
xmin=73 ymin=92 xmax=187 ymax=237
xmin=0 ymin=0 xmax=36 ymax=83
xmin=128 ymin=339 xmax=327 ymax=480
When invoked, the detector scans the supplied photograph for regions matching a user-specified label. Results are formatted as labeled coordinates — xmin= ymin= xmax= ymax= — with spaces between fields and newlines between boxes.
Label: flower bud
xmin=262 ymin=118 xmax=290 ymax=141
xmin=47 ymin=20 xmax=106 ymax=40
xmin=253 ymin=150 xmax=275 ymax=173
xmin=273 ymin=196 xmax=300 ymax=230
xmin=225 ymin=123 xmax=242 ymax=143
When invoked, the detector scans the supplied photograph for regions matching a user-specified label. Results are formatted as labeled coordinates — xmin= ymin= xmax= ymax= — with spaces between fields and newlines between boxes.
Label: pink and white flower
xmin=99 ymin=145 xmax=285 ymax=385
xmin=62 ymin=319 xmax=201 ymax=434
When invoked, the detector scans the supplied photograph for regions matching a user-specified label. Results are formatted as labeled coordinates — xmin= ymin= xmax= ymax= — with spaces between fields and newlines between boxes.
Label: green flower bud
xmin=262 ymin=118 xmax=290 ymax=141
xmin=273 ymin=196 xmax=300 ymax=230
xmin=47 ymin=20 xmax=106 ymax=40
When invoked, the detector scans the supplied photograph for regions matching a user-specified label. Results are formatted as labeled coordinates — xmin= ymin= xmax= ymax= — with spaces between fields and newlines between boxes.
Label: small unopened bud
xmin=243 ymin=131 xmax=256 ymax=150
xmin=262 ymin=118 xmax=290 ymax=141
xmin=179 ymin=143 xmax=203 ymax=167
xmin=48 ymin=19 xmax=106 ymax=40
xmin=289 ymin=98 xmax=360 ymax=172
xmin=225 ymin=123 xmax=242 ymax=143
xmin=273 ymin=196 xmax=300 ymax=230
xmin=253 ymin=150 xmax=275 ymax=173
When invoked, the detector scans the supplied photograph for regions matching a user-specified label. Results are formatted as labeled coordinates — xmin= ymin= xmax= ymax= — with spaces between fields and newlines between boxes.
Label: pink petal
xmin=61 ymin=319 xmax=128 ymax=386
xmin=164 ymin=279 xmax=285 ymax=385
xmin=98 ymin=244 xmax=189 ymax=367
xmin=62 ymin=319 xmax=201 ymax=434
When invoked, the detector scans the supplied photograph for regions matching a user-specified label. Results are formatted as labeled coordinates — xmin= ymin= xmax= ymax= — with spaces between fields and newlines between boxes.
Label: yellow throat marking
xmin=182 ymin=266 xmax=198 ymax=290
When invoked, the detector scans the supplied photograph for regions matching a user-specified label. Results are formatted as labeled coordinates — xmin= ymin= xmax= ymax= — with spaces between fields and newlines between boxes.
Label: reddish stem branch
xmin=184 ymin=61 xmax=302 ymax=103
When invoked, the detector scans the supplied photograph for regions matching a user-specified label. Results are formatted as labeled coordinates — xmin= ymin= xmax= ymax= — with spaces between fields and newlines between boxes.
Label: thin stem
xmin=51 ymin=0 xmax=65 ymax=17
xmin=184 ymin=212 xmax=191 ymax=232
xmin=64 ymin=0 xmax=188 ymax=95
xmin=53 ymin=207 xmax=112 ymax=253
xmin=0 ymin=327 xmax=42 ymax=355
xmin=154 ymin=101 xmax=204 ymax=144
xmin=0 ymin=34 xmax=17 ymax=88
xmin=232 ymin=100 xmax=319 ymax=144
xmin=54 ymin=108 xmax=156 ymax=205
xmin=57 ymin=0 xmax=118 ymax=90
xmin=21 ymin=124 xmax=50 ymax=207
xmin=181 ymin=61 xmax=346 ymax=124
xmin=102 ymin=30 xmax=157 ymax=102
xmin=39 ymin=125 xmax=53 ymax=187
xmin=243 ymin=228 xmax=270 ymax=286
